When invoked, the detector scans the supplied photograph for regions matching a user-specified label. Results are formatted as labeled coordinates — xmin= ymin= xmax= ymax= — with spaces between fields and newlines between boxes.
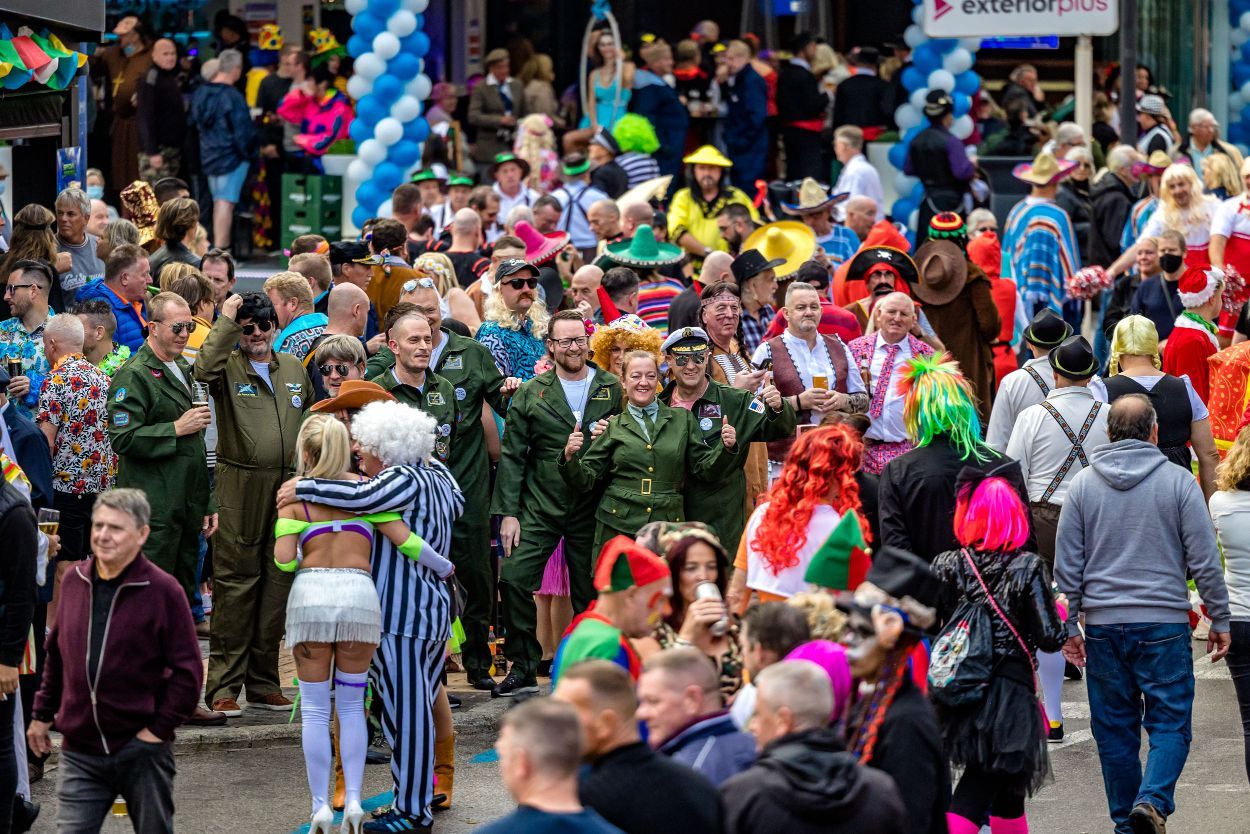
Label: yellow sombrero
xmin=742 ymin=221 xmax=817 ymax=279
xmin=683 ymin=145 xmax=732 ymax=168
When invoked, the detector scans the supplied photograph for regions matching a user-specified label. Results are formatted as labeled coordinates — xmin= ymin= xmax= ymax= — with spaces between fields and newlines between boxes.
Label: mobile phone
xmin=756 ymin=358 xmax=772 ymax=372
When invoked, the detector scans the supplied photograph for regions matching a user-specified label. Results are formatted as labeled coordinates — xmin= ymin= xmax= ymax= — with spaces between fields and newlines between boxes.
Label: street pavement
xmin=26 ymin=643 xmax=1246 ymax=832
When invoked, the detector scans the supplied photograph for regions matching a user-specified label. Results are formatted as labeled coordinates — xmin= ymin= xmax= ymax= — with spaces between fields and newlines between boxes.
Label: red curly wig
xmin=751 ymin=424 xmax=871 ymax=576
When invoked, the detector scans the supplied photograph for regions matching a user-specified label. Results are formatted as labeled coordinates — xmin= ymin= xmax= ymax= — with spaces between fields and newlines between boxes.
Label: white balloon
xmin=904 ymin=25 xmax=926 ymax=49
xmin=928 ymin=69 xmax=956 ymax=92
xmin=912 ymin=4 xmax=924 ymax=24
xmin=951 ymin=114 xmax=974 ymax=140
xmin=373 ymin=32 xmax=401 ymax=61
xmin=402 ymin=0 xmax=429 ymax=12
xmin=347 ymin=74 xmax=373 ymax=100
xmin=894 ymin=172 xmax=919 ymax=195
xmin=387 ymin=10 xmax=418 ymax=37
xmin=908 ymin=209 xmax=920 ymax=230
xmin=1241 ymin=11 xmax=1250 ymax=31
xmin=943 ymin=48 xmax=973 ymax=76
xmin=1235 ymin=28 xmax=1250 ymax=48
xmin=895 ymin=104 xmax=922 ymax=131
xmin=377 ymin=197 xmax=395 ymax=218
xmin=353 ymin=53 xmax=386 ymax=80
xmin=1241 ymin=80 xmax=1250 ymax=103
xmin=958 ymin=37 xmax=982 ymax=51
xmin=344 ymin=0 xmax=367 ymax=14
xmin=406 ymin=73 xmax=433 ymax=101
xmin=358 ymin=139 xmax=387 ymax=166
xmin=375 ymin=117 xmax=404 ymax=146
xmin=910 ymin=87 xmax=930 ymax=110
xmin=347 ymin=159 xmax=374 ymax=182
xmin=391 ymin=95 xmax=422 ymax=122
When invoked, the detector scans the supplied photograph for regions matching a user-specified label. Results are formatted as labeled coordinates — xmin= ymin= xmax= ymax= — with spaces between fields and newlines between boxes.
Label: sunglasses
xmin=319 ymin=363 xmax=353 ymax=377
xmin=154 ymin=319 xmax=197 ymax=336
xmin=673 ymin=351 xmax=708 ymax=367
xmin=503 ymin=277 xmax=539 ymax=290
xmin=402 ymin=277 xmax=436 ymax=293
xmin=241 ymin=319 xmax=274 ymax=336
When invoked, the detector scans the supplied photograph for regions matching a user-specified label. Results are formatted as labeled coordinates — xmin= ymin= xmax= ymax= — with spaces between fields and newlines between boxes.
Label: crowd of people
xmin=1 ymin=11 xmax=1250 ymax=834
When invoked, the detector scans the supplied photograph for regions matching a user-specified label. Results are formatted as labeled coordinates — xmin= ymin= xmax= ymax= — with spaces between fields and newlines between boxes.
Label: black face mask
xmin=1159 ymin=253 xmax=1184 ymax=274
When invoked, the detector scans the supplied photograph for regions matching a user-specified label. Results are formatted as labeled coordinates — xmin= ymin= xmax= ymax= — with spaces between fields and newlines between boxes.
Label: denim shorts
xmin=207 ymin=161 xmax=250 ymax=203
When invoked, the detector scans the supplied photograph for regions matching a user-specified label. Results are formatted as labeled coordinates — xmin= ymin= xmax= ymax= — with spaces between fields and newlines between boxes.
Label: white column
xmin=1075 ymin=35 xmax=1093 ymax=139
xmin=1212 ymin=0 xmax=1230 ymax=130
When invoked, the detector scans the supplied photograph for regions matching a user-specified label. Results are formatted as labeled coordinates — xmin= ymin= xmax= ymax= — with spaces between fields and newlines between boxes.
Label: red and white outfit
xmin=1139 ymin=195 xmax=1221 ymax=269
xmin=1211 ymin=195 xmax=1250 ymax=337
xmin=1161 ymin=266 xmax=1223 ymax=403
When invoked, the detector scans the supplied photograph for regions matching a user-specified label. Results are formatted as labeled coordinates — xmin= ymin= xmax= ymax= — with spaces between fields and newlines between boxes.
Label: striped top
xmin=617 ymin=152 xmax=661 ymax=189
xmin=294 ymin=462 xmax=464 ymax=641
xmin=1001 ymin=197 xmax=1080 ymax=317
xmin=816 ymin=225 xmax=861 ymax=269
xmin=636 ymin=278 xmax=686 ymax=336
xmin=1120 ymin=196 xmax=1158 ymax=253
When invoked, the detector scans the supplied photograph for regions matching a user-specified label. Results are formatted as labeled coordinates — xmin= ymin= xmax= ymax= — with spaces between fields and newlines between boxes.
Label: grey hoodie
xmin=1055 ymin=439 xmax=1230 ymax=634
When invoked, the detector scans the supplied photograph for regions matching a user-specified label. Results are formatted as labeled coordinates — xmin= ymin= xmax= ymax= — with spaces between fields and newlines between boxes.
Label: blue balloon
xmin=352 ymin=205 xmax=373 ymax=229
xmin=1241 ymin=41 xmax=1250 ymax=65
xmin=369 ymin=0 xmax=400 ymax=17
xmin=390 ymin=140 xmax=421 ymax=167
xmin=901 ymin=66 xmax=926 ymax=92
xmin=930 ymin=38 xmax=958 ymax=54
xmin=888 ymin=143 xmax=908 ymax=170
xmin=347 ymin=35 xmax=371 ymax=59
xmin=1235 ymin=63 xmax=1250 ymax=89
xmin=910 ymin=181 xmax=926 ymax=202
xmin=373 ymin=75 xmax=404 ymax=104
xmin=1240 ymin=104 xmax=1250 ymax=126
xmin=953 ymin=92 xmax=972 ymax=118
xmin=356 ymin=183 xmax=383 ymax=212
xmin=349 ymin=117 xmax=373 ymax=143
xmin=355 ymin=94 xmax=388 ymax=127
xmin=352 ymin=13 xmax=385 ymax=41
xmin=912 ymin=45 xmax=941 ymax=75
xmin=389 ymin=53 xmax=421 ymax=81
xmin=892 ymin=199 xmax=914 ymax=221
xmin=401 ymin=31 xmax=430 ymax=58
xmin=954 ymin=71 xmax=981 ymax=96
xmin=374 ymin=162 xmax=404 ymax=190
xmin=903 ymin=125 xmax=924 ymax=145
xmin=403 ymin=118 xmax=430 ymax=144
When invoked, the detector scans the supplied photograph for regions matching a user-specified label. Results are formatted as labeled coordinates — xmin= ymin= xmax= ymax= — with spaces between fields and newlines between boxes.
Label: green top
xmin=372 ymin=367 xmax=460 ymax=465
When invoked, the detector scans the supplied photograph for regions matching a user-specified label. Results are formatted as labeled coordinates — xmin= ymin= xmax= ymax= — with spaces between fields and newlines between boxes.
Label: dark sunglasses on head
xmin=319 ymin=363 xmax=352 ymax=377
xmin=673 ymin=351 xmax=708 ymax=367
xmin=155 ymin=320 xmax=197 ymax=336
xmin=503 ymin=277 xmax=539 ymax=290
xmin=241 ymin=319 xmax=274 ymax=336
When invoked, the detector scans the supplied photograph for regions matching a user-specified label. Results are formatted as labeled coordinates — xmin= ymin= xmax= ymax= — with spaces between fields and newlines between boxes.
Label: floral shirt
xmin=0 ymin=313 xmax=52 ymax=419
xmin=36 ymin=354 xmax=115 ymax=495
xmin=475 ymin=318 xmax=545 ymax=381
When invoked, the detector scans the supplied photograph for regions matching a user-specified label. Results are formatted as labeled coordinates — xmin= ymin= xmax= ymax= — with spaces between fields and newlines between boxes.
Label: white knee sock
xmin=335 ymin=670 xmax=370 ymax=808
xmin=299 ymin=679 xmax=333 ymax=815
xmin=1037 ymin=649 xmax=1065 ymax=727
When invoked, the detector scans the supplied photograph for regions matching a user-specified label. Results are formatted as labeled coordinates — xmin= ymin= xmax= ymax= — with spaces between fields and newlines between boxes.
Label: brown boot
xmin=332 ymin=715 xmax=345 ymax=811
xmin=431 ymin=732 xmax=456 ymax=811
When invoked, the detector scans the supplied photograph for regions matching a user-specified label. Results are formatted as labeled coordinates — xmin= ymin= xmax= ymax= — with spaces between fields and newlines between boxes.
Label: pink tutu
xmin=537 ymin=538 xmax=570 ymax=597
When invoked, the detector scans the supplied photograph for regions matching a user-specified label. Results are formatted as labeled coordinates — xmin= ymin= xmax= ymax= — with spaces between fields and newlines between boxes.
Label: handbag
xmin=929 ymin=549 xmax=1036 ymax=707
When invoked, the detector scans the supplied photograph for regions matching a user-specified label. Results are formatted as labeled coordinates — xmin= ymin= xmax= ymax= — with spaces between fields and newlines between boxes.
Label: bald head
xmin=452 ymin=207 xmax=481 ymax=237
xmin=698 ymin=250 xmax=734 ymax=286
xmin=621 ymin=202 xmax=655 ymax=237
xmin=1107 ymin=392 xmax=1158 ymax=443
xmin=326 ymin=283 xmax=370 ymax=337
xmin=588 ymin=199 xmax=622 ymax=241
xmin=569 ymin=264 xmax=604 ymax=310
xmin=844 ymin=196 xmax=878 ymax=240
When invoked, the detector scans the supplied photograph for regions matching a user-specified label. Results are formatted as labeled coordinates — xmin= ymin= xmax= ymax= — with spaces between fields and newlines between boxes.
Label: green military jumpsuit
xmin=559 ymin=399 xmax=740 ymax=557
xmin=659 ymin=378 xmax=796 ymax=555
xmin=194 ymin=316 xmax=310 ymax=704
xmin=372 ymin=368 xmax=460 ymax=465
xmin=492 ymin=367 xmax=622 ymax=681
xmin=107 ymin=344 xmax=214 ymax=607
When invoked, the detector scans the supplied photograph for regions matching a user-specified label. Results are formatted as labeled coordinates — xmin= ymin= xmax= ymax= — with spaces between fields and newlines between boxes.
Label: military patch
xmin=590 ymin=385 xmax=611 ymax=401
xmin=438 ymin=423 xmax=451 ymax=437
xmin=443 ymin=355 xmax=464 ymax=371
xmin=285 ymin=382 xmax=303 ymax=393
xmin=113 ymin=412 xmax=130 ymax=427
xmin=235 ymin=382 xmax=259 ymax=398
xmin=427 ymin=391 xmax=445 ymax=405
xmin=749 ymin=398 xmax=766 ymax=414
xmin=150 ymin=368 xmax=163 ymax=378
xmin=435 ymin=440 xmax=449 ymax=459
xmin=291 ymin=395 xmax=303 ymax=409
xmin=699 ymin=417 xmax=714 ymax=432
xmin=113 ymin=387 xmax=127 ymax=402
xmin=699 ymin=403 xmax=721 ymax=419
xmin=454 ymin=387 xmax=466 ymax=401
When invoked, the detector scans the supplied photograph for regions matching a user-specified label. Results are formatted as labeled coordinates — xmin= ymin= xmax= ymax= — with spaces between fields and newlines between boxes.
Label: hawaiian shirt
xmin=0 ymin=313 xmax=52 ymax=419
xmin=36 ymin=354 xmax=115 ymax=495
xmin=475 ymin=318 xmax=545 ymax=381
xmin=98 ymin=343 xmax=132 ymax=377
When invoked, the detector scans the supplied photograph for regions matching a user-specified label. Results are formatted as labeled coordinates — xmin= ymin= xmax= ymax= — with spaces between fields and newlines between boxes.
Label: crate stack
xmin=280 ymin=174 xmax=344 ymax=251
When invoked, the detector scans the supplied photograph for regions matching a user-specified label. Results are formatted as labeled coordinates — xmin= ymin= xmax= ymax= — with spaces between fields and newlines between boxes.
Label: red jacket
xmin=33 ymin=554 xmax=202 ymax=755
xmin=1162 ymin=320 xmax=1218 ymax=403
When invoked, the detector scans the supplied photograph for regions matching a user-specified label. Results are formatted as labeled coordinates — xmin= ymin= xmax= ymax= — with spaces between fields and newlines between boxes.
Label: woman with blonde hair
xmin=158 ymin=260 xmax=202 ymax=292
xmin=1111 ymin=163 xmax=1220 ymax=279
xmin=96 ymin=218 xmax=140 ymax=262
xmin=518 ymin=54 xmax=563 ymax=129
xmin=513 ymin=114 xmax=561 ymax=192
xmin=1210 ymin=424 xmax=1250 ymax=782
xmin=1092 ymin=315 xmax=1219 ymax=497
xmin=587 ymin=313 xmax=663 ymax=377
xmin=1203 ymin=152 xmax=1243 ymax=200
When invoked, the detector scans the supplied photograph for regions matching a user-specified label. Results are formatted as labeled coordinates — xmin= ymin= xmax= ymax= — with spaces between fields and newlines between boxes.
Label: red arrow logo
xmin=934 ymin=0 xmax=953 ymax=20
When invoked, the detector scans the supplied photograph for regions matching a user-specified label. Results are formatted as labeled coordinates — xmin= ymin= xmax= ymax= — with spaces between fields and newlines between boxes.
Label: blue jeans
xmin=1085 ymin=622 xmax=1194 ymax=833
xmin=190 ymin=534 xmax=207 ymax=623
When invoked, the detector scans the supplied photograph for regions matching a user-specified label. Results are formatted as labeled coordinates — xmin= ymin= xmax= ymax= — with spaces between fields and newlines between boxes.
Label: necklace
xmin=560 ymin=371 xmax=593 ymax=421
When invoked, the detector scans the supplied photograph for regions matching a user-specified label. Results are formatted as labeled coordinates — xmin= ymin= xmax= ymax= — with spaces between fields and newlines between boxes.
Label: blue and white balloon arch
xmin=887 ymin=0 xmax=982 ymax=231
xmin=342 ymin=0 xmax=433 ymax=229
xmin=1227 ymin=1 xmax=1250 ymax=149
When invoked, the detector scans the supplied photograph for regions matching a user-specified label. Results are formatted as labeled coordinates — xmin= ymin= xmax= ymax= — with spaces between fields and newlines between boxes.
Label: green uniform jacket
xmin=659 ymin=378 xmax=796 ymax=552
xmin=193 ymin=316 xmax=310 ymax=470
xmin=373 ymin=367 xmax=460 ymax=465
xmin=106 ymin=344 xmax=214 ymax=517
xmin=559 ymin=400 xmax=739 ymax=535
xmin=366 ymin=344 xmax=395 ymax=380
xmin=492 ymin=366 xmax=622 ymax=521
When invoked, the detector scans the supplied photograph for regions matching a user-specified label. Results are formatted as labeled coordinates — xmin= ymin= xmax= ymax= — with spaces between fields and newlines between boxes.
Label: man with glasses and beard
xmin=494 ymin=309 xmax=623 ymax=697
xmin=194 ymin=291 xmax=310 ymax=716
xmin=659 ymin=326 xmax=792 ymax=554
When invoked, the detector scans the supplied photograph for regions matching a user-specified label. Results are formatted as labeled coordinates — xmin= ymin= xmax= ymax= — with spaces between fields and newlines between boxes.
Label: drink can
xmin=694 ymin=581 xmax=729 ymax=637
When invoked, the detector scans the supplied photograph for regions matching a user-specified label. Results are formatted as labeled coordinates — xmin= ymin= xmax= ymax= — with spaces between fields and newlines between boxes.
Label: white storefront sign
xmin=922 ymin=0 xmax=1118 ymax=37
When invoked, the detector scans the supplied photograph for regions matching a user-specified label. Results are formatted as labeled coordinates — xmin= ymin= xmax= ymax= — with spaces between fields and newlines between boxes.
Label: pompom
xmin=1066 ymin=266 xmax=1113 ymax=301
xmin=1223 ymin=263 xmax=1250 ymax=314
xmin=611 ymin=113 xmax=660 ymax=155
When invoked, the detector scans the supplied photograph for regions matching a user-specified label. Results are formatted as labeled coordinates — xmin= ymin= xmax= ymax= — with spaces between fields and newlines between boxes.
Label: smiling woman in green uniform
xmin=559 ymin=350 xmax=740 ymax=555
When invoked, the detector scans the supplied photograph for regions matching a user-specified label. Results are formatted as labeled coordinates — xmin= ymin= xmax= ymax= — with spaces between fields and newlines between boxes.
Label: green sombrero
xmin=604 ymin=225 xmax=684 ymax=269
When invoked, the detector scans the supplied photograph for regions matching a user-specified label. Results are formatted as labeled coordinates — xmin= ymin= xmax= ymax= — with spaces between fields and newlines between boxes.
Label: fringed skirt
xmin=537 ymin=539 xmax=570 ymax=597
xmin=285 ymin=568 xmax=382 ymax=647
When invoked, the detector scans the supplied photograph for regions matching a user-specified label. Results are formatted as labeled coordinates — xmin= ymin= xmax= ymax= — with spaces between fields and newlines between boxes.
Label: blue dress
xmin=579 ymin=73 xmax=631 ymax=131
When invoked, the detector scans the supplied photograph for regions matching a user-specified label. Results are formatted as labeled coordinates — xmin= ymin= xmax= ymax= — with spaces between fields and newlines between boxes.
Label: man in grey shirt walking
xmin=1056 ymin=393 xmax=1230 ymax=834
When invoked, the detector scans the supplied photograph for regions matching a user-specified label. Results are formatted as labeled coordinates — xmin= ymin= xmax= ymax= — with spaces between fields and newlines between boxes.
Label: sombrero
xmin=513 ymin=220 xmax=570 ymax=267
xmin=604 ymin=225 xmax=684 ymax=268
xmin=913 ymin=240 xmax=968 ymax=306
xmin=1012 ymin=151 xmax=1078 ymax=187
xmin=310 ymin=380 xmax=396 ymax=413
xmin=741 ymin=221 xmax=817 ymax=279
xmin=616 ymin=175 xmax=672 ymax=212
xmin=119 ymin=180 xmax=159 ymax=247
xmin=780 ymin=178 xmax=849 ymax=216
xmin=1132 ymin=149 xmax=1172 ymax=178
xmin=846 ymin=246 xmax=918 ymax=287
xmin=682 ymin=145 xmax=733 ymax=168
xmin=488 ymin=152 xmax=531 ymax=181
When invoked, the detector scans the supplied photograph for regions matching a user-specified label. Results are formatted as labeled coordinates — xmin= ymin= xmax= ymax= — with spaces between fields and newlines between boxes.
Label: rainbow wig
xmin=899 ymin=352 xmax=991 ymax=462
xmin=612 ymin=114 xmax=661 ymax=155
xmin=954 ymin=476 xmax=1030 ymax=552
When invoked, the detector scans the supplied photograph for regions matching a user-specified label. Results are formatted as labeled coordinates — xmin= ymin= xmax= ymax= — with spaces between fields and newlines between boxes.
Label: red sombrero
xmin=513 ymin=220 xmax=570 ymax=267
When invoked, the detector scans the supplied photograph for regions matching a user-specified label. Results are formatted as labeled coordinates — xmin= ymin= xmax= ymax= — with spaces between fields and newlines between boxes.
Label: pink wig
xmin=953 ymin=476 xmax=1030 ymax=553
xmin=785 ymin=640 xmax=852 ymax=721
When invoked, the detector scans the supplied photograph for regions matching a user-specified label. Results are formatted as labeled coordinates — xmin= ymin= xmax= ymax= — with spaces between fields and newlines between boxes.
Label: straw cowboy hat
xmin=605 ymin=225 xmax=684 ymax=268
xmin=513 ymin=220 xmax=570 ymax=267
xmin=1012 ymin=151 xmax=1078 ymax=187
xmin=682 ymin=145 xmax=733 ymax=168
xmin=1132 ymin=149 xmax=1172 ymax=177
xmin=616 ymin=175 xmax=673 ymax=212
xmin=741 ymin=221 xmax=817 ymax=279
xmin=780 ymin=178 xmax=850 ymax=216
xmin=913 ymin=240 xmax=968 ymax=306
xmin=310 ymin=380 xmax=396 ymax=413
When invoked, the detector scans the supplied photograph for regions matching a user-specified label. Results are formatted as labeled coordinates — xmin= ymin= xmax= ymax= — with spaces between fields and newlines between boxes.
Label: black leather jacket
xmin=932 ymin=548 xmax=1066 ymax=667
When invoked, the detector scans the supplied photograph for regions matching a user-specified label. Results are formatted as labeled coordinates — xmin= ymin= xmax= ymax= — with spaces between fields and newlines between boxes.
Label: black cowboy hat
xmin=731 ymin=249 xmax=786 ymax=283
xmin=1022 ymin=308 xmax=1073 ymax=348
xmin=1048 ymin=335 xmax=1099 ymax=381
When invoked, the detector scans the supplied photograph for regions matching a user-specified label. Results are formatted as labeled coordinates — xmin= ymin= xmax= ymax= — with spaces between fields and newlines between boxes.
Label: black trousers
xmin=1228 ymin=620 xmax=1250 ymax=783
xmin=949 ymin=763 xmax=1026 ymax=822
xmin=782 ymin=126 xmax=826 ymax=181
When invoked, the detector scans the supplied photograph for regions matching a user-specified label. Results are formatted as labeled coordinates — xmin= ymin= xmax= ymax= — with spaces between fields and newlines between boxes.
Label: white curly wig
xmin=351 ymin=400 xmax=437 ymax=466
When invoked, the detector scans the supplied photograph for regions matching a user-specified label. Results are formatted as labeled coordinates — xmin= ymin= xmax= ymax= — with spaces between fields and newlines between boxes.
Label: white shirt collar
xmin=790 ymin=57 xmax=811 ymax=71
xmin=486 ymin=74 xmax=512 ymax=87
